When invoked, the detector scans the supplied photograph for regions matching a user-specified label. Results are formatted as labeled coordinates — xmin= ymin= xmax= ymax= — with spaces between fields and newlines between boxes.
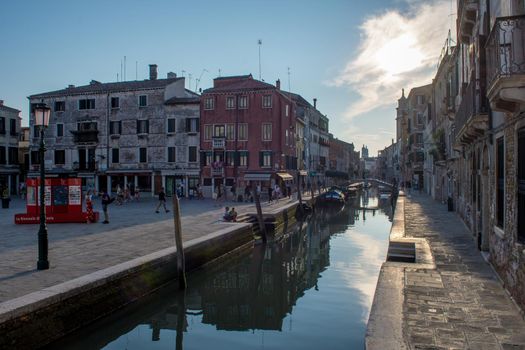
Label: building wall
xmin=0 ymin=102 xmax=21 ymax=195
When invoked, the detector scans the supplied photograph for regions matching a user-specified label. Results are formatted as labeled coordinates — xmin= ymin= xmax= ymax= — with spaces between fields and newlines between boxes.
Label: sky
xmin=0 ymin=0 xmax=455 ymax=155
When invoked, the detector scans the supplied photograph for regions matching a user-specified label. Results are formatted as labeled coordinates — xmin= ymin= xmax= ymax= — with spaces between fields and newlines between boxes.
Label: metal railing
xmin=71 ymin=130 xmax=99 ymax=143
xmin=486 ymin=15 xmax=525 ymax=89
xmin=455 ymin=77 xmax=488 ymax=142
xmin=212 ymin=137 xmax=225 ymax=149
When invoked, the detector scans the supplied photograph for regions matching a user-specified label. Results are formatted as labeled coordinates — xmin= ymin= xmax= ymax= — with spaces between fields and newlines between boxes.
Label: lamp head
xmin=34 ymin=103 xmax=51 ymax=127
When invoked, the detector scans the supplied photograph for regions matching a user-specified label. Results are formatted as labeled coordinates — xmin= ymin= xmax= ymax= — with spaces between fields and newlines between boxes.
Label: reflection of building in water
xmin=197 ymin=221 xmax=331 ymax=331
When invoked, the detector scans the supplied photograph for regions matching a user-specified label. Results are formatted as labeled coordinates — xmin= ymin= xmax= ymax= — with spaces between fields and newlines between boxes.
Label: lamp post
xmin=34 ymin=103 xmax=51 ymax=270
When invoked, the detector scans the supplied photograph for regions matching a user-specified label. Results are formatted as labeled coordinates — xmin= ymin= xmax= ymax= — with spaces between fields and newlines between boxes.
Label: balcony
xmin=73 ymin=162 xmax=97 ymax=172
xmin=454 ymin=77 xmax=489 ymax=146
xmin=458 ymin=0 xmax=478 ymax=43
xmin=71 ymin=130 xmax=99 ymax=144
xmin=486 ymin=15 xmax=525 ymax=114
xmin=212 ymin=137 xmax=225 ymax=149
xmin=211 ymin=166 xmax=224 ymax=176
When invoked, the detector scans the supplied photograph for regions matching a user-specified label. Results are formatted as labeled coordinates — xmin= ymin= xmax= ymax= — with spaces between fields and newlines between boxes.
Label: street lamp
xmin=34 ymin=103 xmax=51 ymax=270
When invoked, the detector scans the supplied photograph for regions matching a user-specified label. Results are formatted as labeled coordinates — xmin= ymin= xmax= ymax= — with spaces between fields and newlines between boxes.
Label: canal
xmin=48 ymin=190 xmax=393 ymax=350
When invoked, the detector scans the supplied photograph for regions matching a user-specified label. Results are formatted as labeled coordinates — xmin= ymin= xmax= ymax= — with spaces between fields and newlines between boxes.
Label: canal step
xmin=236 ymin=214 xmax=261 ymax=237
xmin=387 ymin=242 xmax=416 ymax=263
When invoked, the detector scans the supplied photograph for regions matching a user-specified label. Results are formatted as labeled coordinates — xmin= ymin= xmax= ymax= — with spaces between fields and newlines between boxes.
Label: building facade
xmin=199 ymin=75 xmax=297 ymax=198
xmin=28 ymin=65 xmax=200 ymax=196
xmin=0 ymin=100 xmax=21 ymax=195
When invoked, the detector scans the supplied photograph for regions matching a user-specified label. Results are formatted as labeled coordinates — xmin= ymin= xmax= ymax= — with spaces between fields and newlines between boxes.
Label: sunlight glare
xmin=374 ymin=34 xmax=425 ymax=78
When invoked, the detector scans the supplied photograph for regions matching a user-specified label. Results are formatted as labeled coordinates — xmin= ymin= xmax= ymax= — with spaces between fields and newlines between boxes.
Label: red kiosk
xmin=15 ymin=178 xmax=98 ymax=224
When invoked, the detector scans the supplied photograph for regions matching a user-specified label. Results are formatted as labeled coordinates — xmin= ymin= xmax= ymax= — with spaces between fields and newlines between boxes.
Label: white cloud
xmin=331 ymin=0 xmax=454 ymax=121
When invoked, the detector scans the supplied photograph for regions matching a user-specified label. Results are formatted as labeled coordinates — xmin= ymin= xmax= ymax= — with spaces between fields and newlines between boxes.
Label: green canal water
xmin=49 ymin=191 xmax=393 ymax=350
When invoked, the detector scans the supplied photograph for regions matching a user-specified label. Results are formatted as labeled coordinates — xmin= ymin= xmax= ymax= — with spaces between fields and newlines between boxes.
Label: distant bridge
xmin=348 ymin=178 xmax=395 ymax=189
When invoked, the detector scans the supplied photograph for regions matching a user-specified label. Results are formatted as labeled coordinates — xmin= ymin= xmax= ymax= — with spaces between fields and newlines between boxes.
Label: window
xmin=204 ymin=97 xmax=214 ymax=110
xmin=239 ymin=151 xmax=248 ymax=166
xmin=225 ymin=151 xmax=235 ymax=166
xmin=54 ymin=101 xmax=65 ymax=112
xmin=417 ymin=95 xmax=425 ymax=105
xmin=285 ymin=130 xmax=289 ymax=145
xmin=417 ymin=113 xmax=423 ymax=125
xmin=496 ymin=137 xmax=505 ymax=228
xmin=262 ymin=95 xmax=272 ymax=108
xmin=260 ymin=151 xmax=272 ymax=168
xmin=226 ymin=124 xmax=235 ymax=140
xmin=8 ymin=147 xmax=17 ymax=164
xmin=518 ymin=128 xmax=525 ymax=243
xmin=188 ymin=146 xmax=197 ymax=163
xmin=238 ymin=123 xmax=248 ymax=141
xmin=168 ymin=147 xmax=176 ymax=162
xmin=186 ymin=118 xmax=199 ymax=133
xmin=54 ymin=150 xmax=65 ymax=165
xmin=137 ymin=120 xmax=149 ymax=134
xmin=10 ymin=119 xmax=17 ymax=135
xmin=285 ymin=104 xmax=289 ymax=117
xmin=204 ymin=151 xmax=213 ymax=166
xmin=139 ymin=95 xmax=147 ymax=107
xmin=0 ymin=117 xmax=5 ymax=134
xmin=139 ymin=147 xmax=147 ymax=163
xmin=204 ymin=124 xmax=213 ymax=140
xmin=214 ymin=124 xmax=225 ymax=137
xmin=110 ymin=121 xmax=121 ymax=135
xmin=30 ymin=150 xmax=39 ymax=165
xmin=0 ymin=146 xmax=5 ymax=164
xmin=77 ymin=121 xmax=97 ymax=131
xmin=262 ymin=123 xmax=272 ymax=141
xmin=226 ymin=96 xmax=235 ymax=109
xmin=79 ymin=99 xmax=95 ymax=110
xmin=167 ymin=118 xmax=176 ymax=133
xmin=239 ymin=96 xmax=248 ymax=109
xmin=111 ymin=97 xmax=119 ymax=109
xmin=56 ymin=124 xmax=64 ymax=137
xmin=111 ymin=148 xmax=119 ymax=163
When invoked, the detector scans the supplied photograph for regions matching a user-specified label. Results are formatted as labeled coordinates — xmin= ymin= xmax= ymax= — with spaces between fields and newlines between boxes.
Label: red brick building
xmin=200 ymin=74 xmax=297 ymax=198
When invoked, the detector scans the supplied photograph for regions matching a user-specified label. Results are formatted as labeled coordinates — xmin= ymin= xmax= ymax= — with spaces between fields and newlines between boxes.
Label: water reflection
xmin=49 ymin=189 xmax=392 ymax=350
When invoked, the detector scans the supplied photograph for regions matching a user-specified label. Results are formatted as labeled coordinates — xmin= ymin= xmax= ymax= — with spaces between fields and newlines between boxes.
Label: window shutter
xmin=259 ymin=151 xmax=263 ymax=167
xmin=234 ymin=151 xmax=240 ymax=166
xmin=136 ymin=120 xmax=140 ymax=133
xmin=200 ymin=152 xmax=206 ymax=167
xmin=185 ymin=118 xmax=190 ymax=132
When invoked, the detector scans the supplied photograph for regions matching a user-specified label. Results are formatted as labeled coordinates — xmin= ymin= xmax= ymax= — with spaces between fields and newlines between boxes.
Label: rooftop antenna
xmin=181 ymin=70 xmax=186 ymax=77
xmin=117 ymin=73 xmax=119 ymax=82
xmin=188 ymin=73 xmax=192 ymax=90
xmin=135 ymin=61 xmax=138 ymax=80
xmin=124 ymin=56 xmax=126 ymax=81
xmin=258 ymin=39 xmax=262 ymax=80
xmin=287 ymin=67 xmax=291 ymax=92
xmin=218 ymin=68 xmax=221 ymax=77
xmin=120 ymin=59 xmax=123 ymax=82
xmin=195 ymin=68 xmax=208 ymax=91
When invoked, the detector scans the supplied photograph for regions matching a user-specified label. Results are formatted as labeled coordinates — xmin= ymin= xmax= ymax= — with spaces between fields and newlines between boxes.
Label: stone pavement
xmin=403 ymin=193 xmax=525 ymax=350
xmin=0 ymin=193 xmax=305 ymax=303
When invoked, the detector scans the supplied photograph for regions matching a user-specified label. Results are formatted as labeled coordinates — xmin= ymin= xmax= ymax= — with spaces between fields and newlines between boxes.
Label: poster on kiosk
xmin=15 ymin=178 xmax=95 ymax=224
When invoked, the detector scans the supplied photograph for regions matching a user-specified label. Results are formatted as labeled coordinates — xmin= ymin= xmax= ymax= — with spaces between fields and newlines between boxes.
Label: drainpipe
xmin=486 ymin=0 xmax=493 ymax=145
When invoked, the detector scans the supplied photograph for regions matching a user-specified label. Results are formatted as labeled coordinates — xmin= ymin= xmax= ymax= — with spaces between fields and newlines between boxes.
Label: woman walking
xmin=85 ymin=190 xmax=96 ymax=223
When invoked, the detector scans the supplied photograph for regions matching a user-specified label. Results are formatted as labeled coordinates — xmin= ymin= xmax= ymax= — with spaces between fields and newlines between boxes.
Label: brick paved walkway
xmin=0 ymin=194 xmax=305 ymax=303
xmin=403 ymin=193 xmax=525 ymax=350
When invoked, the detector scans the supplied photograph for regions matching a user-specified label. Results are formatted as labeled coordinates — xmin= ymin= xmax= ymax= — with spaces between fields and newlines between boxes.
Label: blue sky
xmin=0 ymin=0 xmax=453 ymax=154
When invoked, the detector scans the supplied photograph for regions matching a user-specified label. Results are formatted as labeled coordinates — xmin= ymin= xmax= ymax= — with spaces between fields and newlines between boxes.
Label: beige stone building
xmin=0 ymin=100 xmax=21 ymax=195
xmin=28 ymin=65 xmax=200 ymax=196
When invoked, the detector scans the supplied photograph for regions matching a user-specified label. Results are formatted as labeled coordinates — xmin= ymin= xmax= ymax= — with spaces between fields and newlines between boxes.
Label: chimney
xmin=0 ymin=100 xmax=3 ymax=106
xmin=67 ymin=84 xmax=75 ymax=89
xmin=149 ymin=64 xmax=158 ymax=80
xmin=276 ymin=79 xmax=280 ymax=90
xmin=167 ymin=72 xmax=177 ymax=79
xmin=313 ymin=98 xmax=317 ymax=109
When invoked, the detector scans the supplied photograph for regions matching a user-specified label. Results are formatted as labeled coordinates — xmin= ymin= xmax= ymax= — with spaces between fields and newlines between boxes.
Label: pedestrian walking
xmin=155 ymin=187 xmax=170 ymax=213
xmin=100 ymin=190 xmax=114 ymax=224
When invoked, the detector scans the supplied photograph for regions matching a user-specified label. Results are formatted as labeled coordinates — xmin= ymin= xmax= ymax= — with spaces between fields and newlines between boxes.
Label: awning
xmin=276 ymin=172 xmax=294 ymax=181
xmin=244 ymin=172 xmax=272 ymax=181
xmin=298 ymin=170 xmax=308 ymax=176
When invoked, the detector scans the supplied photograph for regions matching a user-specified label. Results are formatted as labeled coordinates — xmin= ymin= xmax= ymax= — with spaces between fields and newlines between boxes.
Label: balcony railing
xmin=455 ymin=75 xmax=489 ymax=145
xmin=486 ymin=15 xmax=525 ymax=89
xmin=211 ymin=167 xmax=224 ymax=176
xmin=212 ymin=137 xmax=225 ymax=149
xmin=71 ymin=130 xmax=99 ymax=143
xmin=458 ymin=0 xmax=478 ymax=43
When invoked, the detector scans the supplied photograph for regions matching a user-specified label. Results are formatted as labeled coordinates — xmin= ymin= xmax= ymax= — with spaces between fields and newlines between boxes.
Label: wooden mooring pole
xmin=254 ymin=190 xmax=267 ymax=243
xmin=172 ymin=194 xmax=187 ymax=289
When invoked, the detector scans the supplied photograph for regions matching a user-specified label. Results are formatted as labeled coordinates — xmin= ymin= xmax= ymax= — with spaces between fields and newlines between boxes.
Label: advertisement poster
xmin=53 ymin=186 xmax=68 ymax=206
xmin=69 ymin=185 xmax=81 ymax=205
xmin=27 ymin=186 xmax=36 ymax=205
xmin=45 ymin=186 xmax=51 ymax=206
